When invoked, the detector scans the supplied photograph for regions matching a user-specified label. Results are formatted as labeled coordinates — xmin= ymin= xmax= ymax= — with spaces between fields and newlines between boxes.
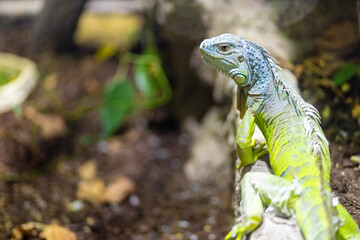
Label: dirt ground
xmin=0 ymin=17 xmax=359 ymax=240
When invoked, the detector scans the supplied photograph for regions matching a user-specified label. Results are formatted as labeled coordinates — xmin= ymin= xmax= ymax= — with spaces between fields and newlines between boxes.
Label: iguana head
xmin=200 ymin=33 xmax=274 ymax=87
xmin=200 ymin=33 xmax=252 ymax=87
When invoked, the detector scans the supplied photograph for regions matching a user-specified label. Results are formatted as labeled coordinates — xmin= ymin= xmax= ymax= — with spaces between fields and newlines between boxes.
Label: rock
xmin=198 ymin=0 xmax=295 ymax=60
xmin=314 ymin=21 xmax=359 ymax=58
xmin=248 ymin=214 xmax=303 ymax=240
xmin=183 ymin=107 xmax=232 ymax=189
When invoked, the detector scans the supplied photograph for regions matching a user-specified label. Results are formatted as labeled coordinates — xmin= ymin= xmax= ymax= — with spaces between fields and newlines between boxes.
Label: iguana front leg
xmin=236 ymin=109 xmax=267 ymax=169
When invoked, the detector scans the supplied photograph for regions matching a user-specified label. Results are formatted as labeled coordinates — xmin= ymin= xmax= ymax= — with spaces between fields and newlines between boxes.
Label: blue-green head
xmin=200 ymin=33 xmax=271 ymax=89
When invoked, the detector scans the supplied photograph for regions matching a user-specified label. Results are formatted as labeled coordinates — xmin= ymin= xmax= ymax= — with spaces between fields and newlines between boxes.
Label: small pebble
xmin=178 ymin=133 xmax=190 ymax=145
xmin=68 ymin=200 xmax=84 ymax=212
xmin=135 ymin=118 xmax=148 ymax=131
xmin=148 ymin=135 xmax=161 ymax=147
xmin=83 ymin=225 xmax=92 ymax=233
xmin=160 ymin=225 xmax=171 ymax=234
xmin=129 ymin=194 xmax=140 ymax=207
xmin=208 ymin=233 xmax=216 ymax=240
xmin=203 ymin=225 xmax=212 ymax=232
xmin=178 ymin=190 xmax=192 ymax=200
xmin=171 ymin=158 xmax=182 ymax=170
xmin=350 ymin=155 xmax=360 ymax=164
xmin=178 ymin=220 xmax=190 ymax=228
xmin=86 ymin=217 xmax=95 ymax=226
xmin=153 ymin=148 xmax=170 ymax=160
xmin=190 ymin=235 xmax=198 ymax=240
xmin=339 ymin=130 xmax=348 ymax=139
xmin=97 ymin=141 xmax=108 ymax=153
xmin=175 ymin=233 xmax=184 ymax=239
xmin=206 ymin=217 xmax=216 ymax=225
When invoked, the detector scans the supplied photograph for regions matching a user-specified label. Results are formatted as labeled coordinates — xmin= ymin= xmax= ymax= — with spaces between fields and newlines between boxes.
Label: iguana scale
xmin=199 ymin=33 xmax=360 ymax=240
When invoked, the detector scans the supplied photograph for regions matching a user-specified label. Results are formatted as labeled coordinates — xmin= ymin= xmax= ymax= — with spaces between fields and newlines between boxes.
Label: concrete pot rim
xmin=0 ymin=52 xmax=39 ymax=113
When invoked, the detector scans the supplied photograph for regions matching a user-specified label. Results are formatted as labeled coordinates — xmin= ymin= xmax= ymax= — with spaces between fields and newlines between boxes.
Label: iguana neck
xmin=245 ymin=60 xmax=280 ymax=117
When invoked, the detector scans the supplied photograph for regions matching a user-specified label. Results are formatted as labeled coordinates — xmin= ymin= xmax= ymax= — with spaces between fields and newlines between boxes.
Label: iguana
xmin=199 ymin=33 xmax=360 ymax=240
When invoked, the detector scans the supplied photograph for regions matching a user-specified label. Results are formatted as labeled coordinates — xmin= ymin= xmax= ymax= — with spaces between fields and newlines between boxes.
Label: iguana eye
xmin=218 ymin=44 xmax=230 ymax=52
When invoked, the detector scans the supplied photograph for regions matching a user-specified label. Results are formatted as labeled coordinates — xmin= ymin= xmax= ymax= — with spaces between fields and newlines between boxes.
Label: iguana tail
xmin=294 ymin=182 xmax=335 ymax=240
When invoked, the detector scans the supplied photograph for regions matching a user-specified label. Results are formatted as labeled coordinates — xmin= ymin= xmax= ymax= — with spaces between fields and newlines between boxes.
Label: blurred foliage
xmin=99 ymin=32 xmax=172 ymax=137
xmin=332 ymin=63 xmax=360 ymax=86
xmin=131 ymin=48 xmax=172 ymax=108
xmin=73 ymin=12 xmax=171 ymax=137
xmin=100 ymin=78 xmax=135 ymax=137
xmin=301 ymin=54 xmax=360 ymax=132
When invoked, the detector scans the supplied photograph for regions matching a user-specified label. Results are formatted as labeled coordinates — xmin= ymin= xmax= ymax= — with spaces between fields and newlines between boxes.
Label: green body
xmin=199 ymin=33 xmax=360 ymax=240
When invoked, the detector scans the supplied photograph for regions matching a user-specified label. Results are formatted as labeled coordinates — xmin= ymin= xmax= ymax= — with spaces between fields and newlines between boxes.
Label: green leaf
xmin=132 ymin=49 xmax=171 ymax=109
xmin=134 ymin=62 xmax=157 ymax=100
xmin=332 ymin=63 xmax=358 ymax=86
xmin=100 ymin=79 xmax=135 ymax=137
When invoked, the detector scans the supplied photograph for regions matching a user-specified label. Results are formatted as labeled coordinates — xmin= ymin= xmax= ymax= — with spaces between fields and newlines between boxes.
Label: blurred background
xmin=0 ymin=0 xmax=359 ymax=239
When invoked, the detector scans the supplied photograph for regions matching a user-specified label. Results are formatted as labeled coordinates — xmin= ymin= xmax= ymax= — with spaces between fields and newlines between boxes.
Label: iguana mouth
xmin=200 ymin=52 xmax=233 ymax=65
xmin=200 ymin=47 xmax=235 ymax=64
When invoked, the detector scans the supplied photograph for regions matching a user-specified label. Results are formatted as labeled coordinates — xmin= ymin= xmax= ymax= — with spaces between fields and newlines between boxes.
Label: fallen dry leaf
xmin=25 ymin=106 xmax=67 ymax=140
xmin=10 ymin=222 xmax=45 ymax=240
xmin=76 ymin=178 xmax=106 ymax=205
xmin=107 ymin=137 xmax=124 ymax=155
xmin=39 ymin=224 xmax=77 ymax=240
xmin=76 ymin=160 xmax=135 ymax=205
xmin=43 ymin=74 xmax=58 ymax=92
xmin=103 ymin=176 xmax=135 ymax=204
xmin=78 ymin=160 xmax=97 ymax=180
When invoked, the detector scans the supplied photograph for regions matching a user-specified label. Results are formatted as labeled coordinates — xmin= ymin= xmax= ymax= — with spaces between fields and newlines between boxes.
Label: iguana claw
xmin=237 ymin=140 xmax=268 ymax=170
xmin=225 ymin=224 xmax=245 ymax=240
xmin=252 ymin=140 xmax=268 ymax=159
